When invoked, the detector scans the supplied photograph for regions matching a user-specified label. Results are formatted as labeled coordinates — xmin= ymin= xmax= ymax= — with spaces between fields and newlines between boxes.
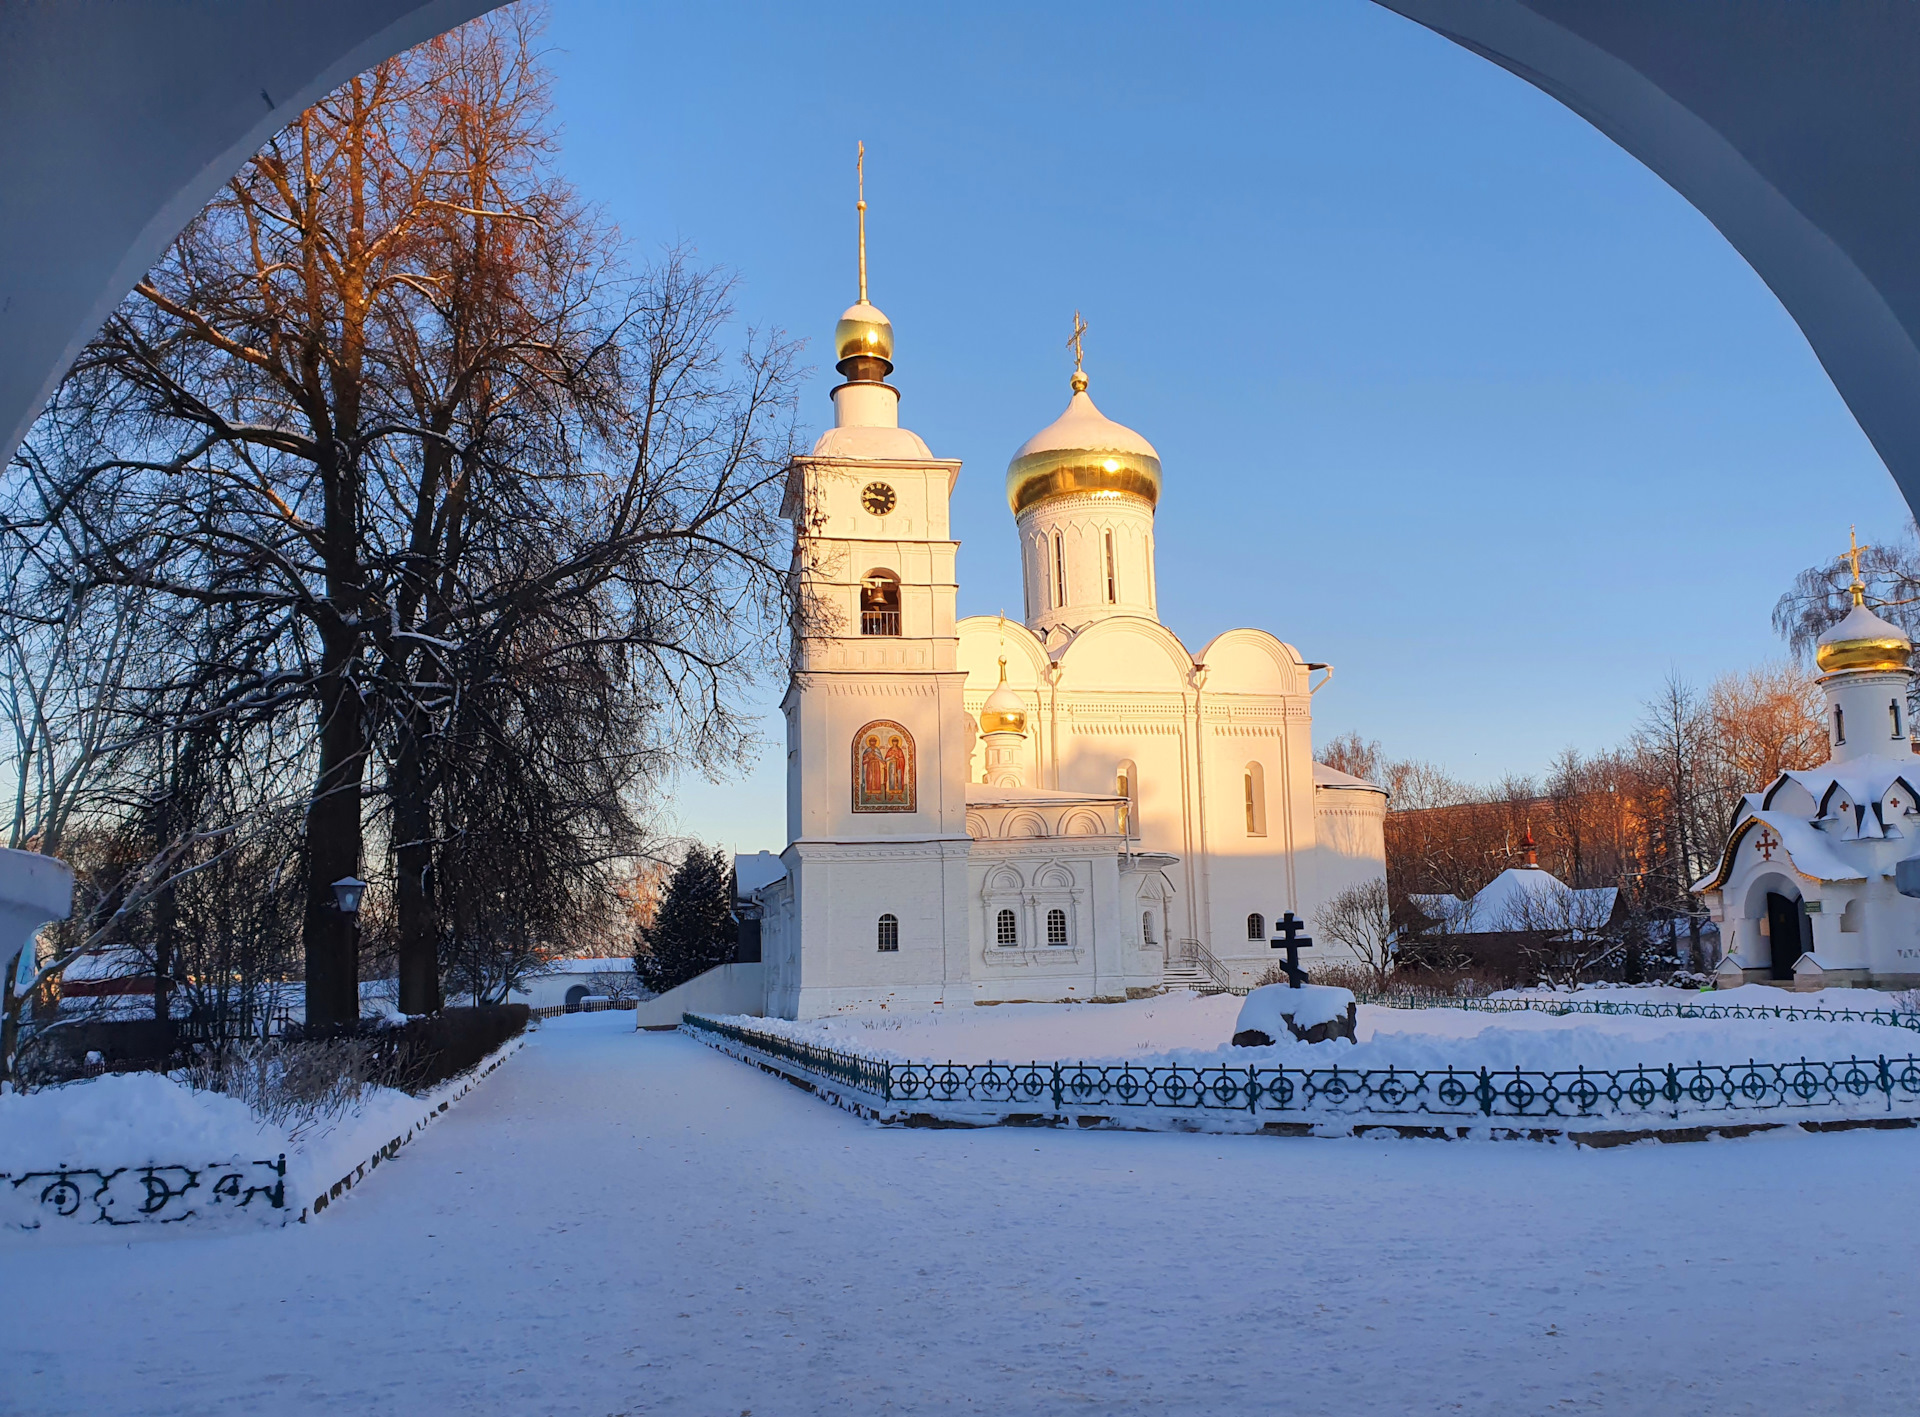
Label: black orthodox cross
xmin=1270 ymin=911 xmax=1313 ymax=988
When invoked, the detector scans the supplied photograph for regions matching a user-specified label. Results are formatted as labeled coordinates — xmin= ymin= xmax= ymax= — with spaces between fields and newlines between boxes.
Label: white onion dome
xmin=833 ymin=300 xmax=894 ymax=376
xmin=1005 ymin=370 xmax=1161 ymax=515
xmin=1816 ymin=597 xmax=1912 ymax=674
xmin=978 ymin=658 xmax=1029 ymax=736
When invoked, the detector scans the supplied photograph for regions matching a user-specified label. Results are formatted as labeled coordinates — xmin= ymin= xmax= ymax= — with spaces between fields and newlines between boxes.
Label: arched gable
xmin=1196 ymin=628 xmax=1309 ymax=696
xmin=957 ymin=615 xmax=1049 ymax=685
xmin=1004 ymin=811 xmax=1048 ymax=839
xmin=1053 ymin=615 xmax=1193 ymax=691
xmin=1062 ymin=809 xmax=1108 ymax=836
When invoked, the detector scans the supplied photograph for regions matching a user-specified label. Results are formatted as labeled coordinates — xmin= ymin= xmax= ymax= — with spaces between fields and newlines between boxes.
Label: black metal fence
xmin=5 ymin=1155 xmax=286 ymax=1227
xmin=1359 ymin=990 xmax=1920 ymax=1033
xmin=682 ymin=1013 xmax=1920 ymax=1125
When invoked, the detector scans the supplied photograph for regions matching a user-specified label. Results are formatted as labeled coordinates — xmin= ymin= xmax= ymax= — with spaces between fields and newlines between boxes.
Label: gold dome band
xmin=1815 ymin=637 xmax=1912 ymax=673
xmin=1006 ymin=447 xmax=1162 ymax=515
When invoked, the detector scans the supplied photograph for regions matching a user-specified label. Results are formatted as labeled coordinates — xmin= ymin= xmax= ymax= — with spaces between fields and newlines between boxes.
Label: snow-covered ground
xmin=732 ymin=991 xmax=1920 ymax=1073
xmin=5 ymin=1009 xmax=1916 ymax=1415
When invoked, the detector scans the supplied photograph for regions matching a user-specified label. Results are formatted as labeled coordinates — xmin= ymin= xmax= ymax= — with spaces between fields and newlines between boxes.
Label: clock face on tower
xmin=861 ymin=482 xmax=896 ymax=516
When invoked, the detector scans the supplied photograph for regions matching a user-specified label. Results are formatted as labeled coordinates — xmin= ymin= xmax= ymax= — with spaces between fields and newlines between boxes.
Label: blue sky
xmin=542 ymin=0 xmax=1910 ymax=854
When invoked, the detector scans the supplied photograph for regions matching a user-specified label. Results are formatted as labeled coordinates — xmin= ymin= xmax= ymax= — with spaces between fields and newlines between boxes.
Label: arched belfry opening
xmin=860 ymin=569 xmax=900 ymax=636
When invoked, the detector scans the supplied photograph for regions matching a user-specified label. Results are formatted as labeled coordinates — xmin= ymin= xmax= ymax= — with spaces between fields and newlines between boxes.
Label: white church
xmin=722 ymin=205 xmax=1388 ymax=1021
xmin=1695 ymin=543 xmax=1920 ymax=990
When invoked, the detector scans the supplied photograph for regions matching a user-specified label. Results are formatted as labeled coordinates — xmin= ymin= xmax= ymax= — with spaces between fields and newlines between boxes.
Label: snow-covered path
xmin=7 ymin=1010 xmax=1919 ymax=1415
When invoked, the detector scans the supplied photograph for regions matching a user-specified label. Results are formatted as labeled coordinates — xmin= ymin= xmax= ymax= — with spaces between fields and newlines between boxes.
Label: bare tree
xmin=1313 ymin=877 xmax=1395 ymax=990
xmin=1501 ymin=880 xmax=1622 ymax=990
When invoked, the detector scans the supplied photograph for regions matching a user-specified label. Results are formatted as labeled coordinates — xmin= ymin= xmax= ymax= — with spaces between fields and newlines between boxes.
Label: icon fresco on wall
xmin=853 ymin=720 xmax=915 ymax=812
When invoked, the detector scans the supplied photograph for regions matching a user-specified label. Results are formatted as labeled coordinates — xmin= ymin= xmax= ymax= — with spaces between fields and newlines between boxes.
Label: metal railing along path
xmin=680 ymin=1012 xmax=1920 ymax=1131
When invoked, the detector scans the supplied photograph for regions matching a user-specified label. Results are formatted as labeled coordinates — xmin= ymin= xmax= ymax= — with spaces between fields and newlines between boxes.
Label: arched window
xmin=877 ymin=913 xmax=899 ymax=952
xmin=1247 ymin=912 xmax=1266 ymax=941
xmin=1835 ymin=704 xmax=1847 ymax=745
xmin=1116 ymin=760 xmax=1137 ymax=839
xmin=1142 ymin=911 xmax=1156 ymax=945
xmin=1052 ymin=531 xmax=1067 ymax=608
xmin=1894 ymin=698 xmax=1904 ymax=739
xmin=860 ymin=570 xmax=901 ymax=636
xmin=1047 ymin=908 xmax=1069 ymax=946
xmin=1103 ymin=529 xmax=1117 ymax=604
xmin=1244 ymin=761 xmax=1267 ymax=837
xmin=996 ymin=908 xmax=1018 ymax=947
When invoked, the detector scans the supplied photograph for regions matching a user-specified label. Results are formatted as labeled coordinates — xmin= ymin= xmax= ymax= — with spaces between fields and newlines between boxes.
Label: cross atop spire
xmin=1848 ymin=525 xmax=1869 ymax=608
xmin=856 ymin=141 xmax=868 ymax=304
xmin=1067 ymin=310 xmax=1088 ymax=392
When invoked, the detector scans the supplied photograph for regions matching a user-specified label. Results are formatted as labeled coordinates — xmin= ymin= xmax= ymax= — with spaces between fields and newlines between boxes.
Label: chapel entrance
xmin=1765 ymin=891 xmax=1807 ymax=980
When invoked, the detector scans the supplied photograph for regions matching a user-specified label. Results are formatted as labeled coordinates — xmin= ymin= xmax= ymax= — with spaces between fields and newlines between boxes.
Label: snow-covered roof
xmin=1012 ymin=387 xmax=1158 ymax=462
xmin=734 ymin=851 xmax=787 ymax=898
xmin=540 ymin=957 xmax=638 ymax=976
xmin=1763 ymin=753 xmax=1920 ymax=832
xmin=1468 ymin=867 xmax=1617 ymax=931
xmin=1312 ymin=762 xmax=1387 ymax=795
xmin=807 ymin=425 xmax=935 ymax=462
xmin=1693 ymin=807 xmax=1873 ymax=892
xmin=59 ymin=946 xmax=150 ymax=983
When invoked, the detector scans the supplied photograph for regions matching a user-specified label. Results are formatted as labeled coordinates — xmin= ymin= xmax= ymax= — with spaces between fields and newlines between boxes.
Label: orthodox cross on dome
xmin=1756 ymin=827 xmax=1779 ymax=862
xmin=856 ymin=140 xmax=869 ymax=303
xmin=1847 ymin=525 xmax=1870 ymax=608
xmin=1067 ymin=310 xmax=1088 ymax=370
xmin=1269 ymin=911 xmax=1313 ymax=988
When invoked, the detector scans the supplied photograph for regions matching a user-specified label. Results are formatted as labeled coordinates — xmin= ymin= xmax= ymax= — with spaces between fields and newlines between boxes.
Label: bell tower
xmin=770 ymin=146 xmax=973 ymax=1018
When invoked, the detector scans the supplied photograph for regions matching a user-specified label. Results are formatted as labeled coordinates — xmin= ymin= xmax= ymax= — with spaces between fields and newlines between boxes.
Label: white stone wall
xmin=1016 ymin=493 xmax=1158 ymax=634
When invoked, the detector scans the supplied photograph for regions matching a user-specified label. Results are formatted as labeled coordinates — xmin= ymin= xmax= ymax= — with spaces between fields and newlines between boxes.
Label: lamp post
xmin=332 ymin=877 xmax=365 ymax=1027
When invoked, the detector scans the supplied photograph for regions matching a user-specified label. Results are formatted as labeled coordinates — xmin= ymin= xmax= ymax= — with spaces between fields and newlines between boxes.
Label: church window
xmin=860 ymin=570 xmax=901 ymax=636
xmin=1244 ymin=762 xmax=1267 ymax=836
xmin=1835 ymin=704 xmax=1846 ymax=745
xmin=996 ymin=908 xmax=1018 ymax=947
xmin=1052 ymin=532 xmax=1066 ymax=608
xmin=1247 ymin=912 xmax=1265 ymax=941
xmin=1047 ymin=908 xmax=1069 ymax=946
xmin=1142 ymin=911 xmax=1156 ymax=945
xmin=1894 ymin=699 xmax=1904 ymax=739
xmin=877 ymin=913 xmax=899 ymax=952
xmin=1104 ymin=530 xmax=1117 ymax=604
xmin=1117 ymin=760 xmax=1137 ymax=838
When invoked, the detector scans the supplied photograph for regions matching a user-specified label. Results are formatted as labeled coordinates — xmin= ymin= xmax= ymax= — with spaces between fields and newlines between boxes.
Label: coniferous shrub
xmin=634 ymin=847 xmax=737 ymax=995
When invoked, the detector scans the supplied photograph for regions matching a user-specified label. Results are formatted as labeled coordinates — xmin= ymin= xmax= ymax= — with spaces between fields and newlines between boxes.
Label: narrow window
xmin=1116 ymin=760 xmax=1137 ymax=838
xmin=877 ymin=913 xmax=899 ymax=952
xmin=1142 ymin=911 xmax=1156 ymax=945
xmin=996 ymin=908 xmax=1018 ymax=947
xmin=1894 ymin=699 xmax=1904 ymax=739
xmin=1052 ymin=531 xmax=1066 ymax=608
xmin=1836 ymin=704 xmax=1847 ymax=745
xmin=1247 ymin=912 xmax=1265 ymax=941
xmin=1104 ymin=529 xmax=1117 ymax=604
xmin=860 ymin=570 xmax=901 ymax=636
xmin=1244 ymin=761 xmax=1267 ymax=836
xmin=1047 ymin=908 xmax=1069 ymax=947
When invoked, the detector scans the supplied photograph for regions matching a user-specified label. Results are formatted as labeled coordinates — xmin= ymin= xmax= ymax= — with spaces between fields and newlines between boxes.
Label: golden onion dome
xmin=1816 ymin=597 xmax=1912 ymax=674
xmin=834 ymin=300 xmax=894 ymax=366
xmin=978 ymin=658 xmax=1029 ymax=736
xmin=1006 ymin=371 xmax=1161 ymax=516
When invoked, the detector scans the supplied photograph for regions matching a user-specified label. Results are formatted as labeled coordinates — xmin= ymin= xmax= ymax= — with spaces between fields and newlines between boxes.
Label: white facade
xmin=1696 ymin=591 xmax=1920 ymax=989
xmin=751 ymin=278 xmax=1387 ymax=1018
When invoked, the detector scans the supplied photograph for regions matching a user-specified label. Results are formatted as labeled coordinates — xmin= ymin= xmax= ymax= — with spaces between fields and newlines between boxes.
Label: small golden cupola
xmin=1005 ymin=311 xmax=1161 ymax=516
xmin=978 ymin=657 xmax=1029 ymax=737
xmin=1816 ymin=529 xmax=1912 ymax=674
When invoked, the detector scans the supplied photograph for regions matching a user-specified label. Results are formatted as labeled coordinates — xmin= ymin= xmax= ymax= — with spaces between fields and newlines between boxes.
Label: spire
xmin=1521 ymin=827 xmax=1538 ymax=869
xmin=1067 ymin=310 xmax=1089 ymax=394
xmin=856 ymin=140 xmax=868 ymax=304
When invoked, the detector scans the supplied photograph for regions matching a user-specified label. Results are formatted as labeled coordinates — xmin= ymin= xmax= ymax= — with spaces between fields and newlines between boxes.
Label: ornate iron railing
xmin=5 ymin=1155 xmax=285 ymax=1228
xmin=1174 ymin=939 xmax=1232 ymax=992
xmin=682 ymin=1013 xmax=1920 ymax=1124
xmin=1358 ymin=990 xmax=1920 ymax=1033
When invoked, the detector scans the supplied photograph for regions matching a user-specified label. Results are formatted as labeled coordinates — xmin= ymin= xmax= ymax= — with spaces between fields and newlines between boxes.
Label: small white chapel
xmin=1695 ymin=539 xmax=1920 ymax=989
xmin=742 ymin=181 xmax=1387 ymax=1020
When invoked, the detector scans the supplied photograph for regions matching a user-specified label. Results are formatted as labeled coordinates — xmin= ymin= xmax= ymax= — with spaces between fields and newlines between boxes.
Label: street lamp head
xmin=331 ymin=876 xmax=368 ymax=915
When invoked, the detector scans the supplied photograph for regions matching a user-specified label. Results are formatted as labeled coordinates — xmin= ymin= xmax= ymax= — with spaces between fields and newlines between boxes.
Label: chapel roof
xmin=1005 ymin=370 xmax=1162 ymax=515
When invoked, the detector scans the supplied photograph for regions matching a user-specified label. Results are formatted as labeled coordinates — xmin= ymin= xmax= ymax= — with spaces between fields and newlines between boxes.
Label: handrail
xmin=1176 ymin=938 xmax=1231 ymax=991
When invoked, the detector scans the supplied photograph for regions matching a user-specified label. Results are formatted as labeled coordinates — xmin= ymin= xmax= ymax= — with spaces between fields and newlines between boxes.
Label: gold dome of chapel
xmin=1816 ymin=530 xmax=1912 ymax=674
xmin=978 ymin=657 xmax=1029 ymax=736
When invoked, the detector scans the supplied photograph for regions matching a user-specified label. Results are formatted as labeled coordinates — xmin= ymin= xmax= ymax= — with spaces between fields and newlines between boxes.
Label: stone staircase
xmin=1163 ymin=940 xmax=1233 ymax=995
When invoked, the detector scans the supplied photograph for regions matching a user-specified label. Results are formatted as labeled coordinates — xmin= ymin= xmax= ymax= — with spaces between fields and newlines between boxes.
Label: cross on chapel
xmin=1755 ymin=828 xmax=1778 ymax=862
xmin=1270 ymin=911 xmax=1313 ymax=988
